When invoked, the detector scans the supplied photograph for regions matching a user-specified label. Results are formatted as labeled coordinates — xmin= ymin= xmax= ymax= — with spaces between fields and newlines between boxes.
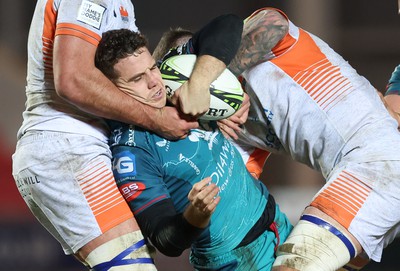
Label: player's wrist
xmin=194 ymin=55 xmax=226 ymax=84
xmin=137 ymin=104 xmax=163 ymax=132
xmin=183 ymin=205 xmax=211 ymax=229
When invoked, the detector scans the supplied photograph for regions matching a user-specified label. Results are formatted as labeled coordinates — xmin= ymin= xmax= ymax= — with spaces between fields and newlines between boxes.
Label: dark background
xmin=0 ymin=0 xmax=399 ymax=270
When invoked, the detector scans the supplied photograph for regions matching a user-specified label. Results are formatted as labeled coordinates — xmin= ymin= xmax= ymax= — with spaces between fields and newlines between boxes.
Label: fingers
xmin=219 ymin=118 xmax=242 ymax=132
xmin=177 ymin=118 xmax=198 ymax=139
xmin=189 ymin=177 xmax=220 ymax=214
xmin=189 ymin=177 xmax=212 ymax=200
xmin=236 ymin=94 xmax=250 ymax=117
xmin=216 ymin=93 xmax=249 ymax=140
xmin=217 ymin=119 xmax=242 ymax=140
xmin=169 ymin=88 xmax=180 ymax=107
xmin=203 ymin=195 xmax=220 ymax=214
xmin=175 ymin=82 xmax=211 ymax=117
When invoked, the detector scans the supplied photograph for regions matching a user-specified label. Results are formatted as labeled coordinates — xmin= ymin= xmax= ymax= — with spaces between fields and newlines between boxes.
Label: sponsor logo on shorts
xmin=77 ymin=0 xmax=106 ymax=29
xmin=119 ymin=182 xmax=144 ymax=202
xmin=15 ymin=175 xmax=40 ymax=198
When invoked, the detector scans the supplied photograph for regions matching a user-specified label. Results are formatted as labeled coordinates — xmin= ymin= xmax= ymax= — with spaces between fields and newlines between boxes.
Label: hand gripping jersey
xmin=109 ymin=122 xmax=274 ymax=258
xmin=236 ymin=8 xmax=400 ymax=261
xmin=19 ymin=0 xmax=137 ymax=141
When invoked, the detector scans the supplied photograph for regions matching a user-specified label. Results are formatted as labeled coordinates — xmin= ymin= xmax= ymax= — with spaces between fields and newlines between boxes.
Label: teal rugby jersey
xmin=386 ymin=64 xmax=400 ymax=95
xmin=108 ymin=120 xmax=269 ymax=256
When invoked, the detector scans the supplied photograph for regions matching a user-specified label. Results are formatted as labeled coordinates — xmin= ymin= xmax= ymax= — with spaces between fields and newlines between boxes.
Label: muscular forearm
xmin=54 ymin=35 xmax=160 ymax=130
xmin=61 ymin=68 xmax=161 ymax=130
xmin=229 ymin=8 xmax=289 ymax=76
xmin=172 ymin=14 xmax=243 ymax=116
xmin=187 ymin=55 xmax=226 ymax=93
xmin=189 ymin=13 xmax=243 ymax=87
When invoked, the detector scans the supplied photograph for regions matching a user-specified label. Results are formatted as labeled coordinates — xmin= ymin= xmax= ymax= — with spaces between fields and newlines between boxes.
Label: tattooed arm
xmin=218 ymin=8 xmax=288 ymax=139
xmin=229 ymin=8 xmax=289 ymax=77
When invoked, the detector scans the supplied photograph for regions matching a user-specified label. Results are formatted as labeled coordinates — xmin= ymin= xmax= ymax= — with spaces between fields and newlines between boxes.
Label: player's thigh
xmin=311 ymin=160 xmax=400 ymax=261
xmin=12 ymin=131 xmax=135 ymax=254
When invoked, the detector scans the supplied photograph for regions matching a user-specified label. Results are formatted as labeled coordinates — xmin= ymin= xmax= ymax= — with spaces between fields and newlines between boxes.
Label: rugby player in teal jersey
xmin=95 ymin=15 xmax=292 ymax=271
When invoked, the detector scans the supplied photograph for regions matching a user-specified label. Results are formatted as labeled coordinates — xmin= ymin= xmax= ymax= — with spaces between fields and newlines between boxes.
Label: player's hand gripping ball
xmin=160 ymin=54 xmax=244 ymax=121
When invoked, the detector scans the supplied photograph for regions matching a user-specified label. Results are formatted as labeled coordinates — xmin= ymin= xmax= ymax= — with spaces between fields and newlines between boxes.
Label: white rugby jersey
xmin=237 ymin=8 xmax=400 ymax=178
xmin=18 ymin=0 xmax=137 ymax=141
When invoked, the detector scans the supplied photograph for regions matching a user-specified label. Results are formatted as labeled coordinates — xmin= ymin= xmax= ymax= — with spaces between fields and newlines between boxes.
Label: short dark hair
xmin=95 ymin=29 xmax=148 ymax=80
xmin=152 ymin=27 xmax=193 ymax=62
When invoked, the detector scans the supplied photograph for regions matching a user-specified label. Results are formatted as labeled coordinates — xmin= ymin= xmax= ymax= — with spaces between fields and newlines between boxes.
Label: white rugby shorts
xmin=311 ymin=159 xmax=400 ymax=262
xmin=12 ymin=131 xmax=134 ymax=255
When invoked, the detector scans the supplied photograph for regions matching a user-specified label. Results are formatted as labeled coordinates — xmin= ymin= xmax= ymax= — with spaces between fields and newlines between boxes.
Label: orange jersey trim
xmin=311 ymin=170 xmax=372 ymax=229
xmin=42 ymin=0 xmax=57 ymax=73
xmin=272 ymin=29 xmax=355 ymax=112
xmin=56 ymin=23 xmax=101 ymax=46
xmin=77 ymin=159 xmax=133 ymax=233
xmin=245 ymin=148 xmax=271 ymax=179
xmin=271 ymin=29 xmax=326 ymax=79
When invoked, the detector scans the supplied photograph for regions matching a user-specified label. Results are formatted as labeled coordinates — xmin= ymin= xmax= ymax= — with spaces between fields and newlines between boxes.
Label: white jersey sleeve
xmin=55 ymin=0 xmax=138 ymax=46
xmin=20 ymin=0 xmax=138 ymax=141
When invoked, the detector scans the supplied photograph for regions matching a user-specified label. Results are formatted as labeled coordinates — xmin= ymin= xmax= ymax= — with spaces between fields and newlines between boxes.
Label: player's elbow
xmin=156 ymin=245 xmax=185 ymax=257
xmin=54 ymin=71 xmax=83 ymax=103
xmin=150 ymin=235 xmax=187 ymax=257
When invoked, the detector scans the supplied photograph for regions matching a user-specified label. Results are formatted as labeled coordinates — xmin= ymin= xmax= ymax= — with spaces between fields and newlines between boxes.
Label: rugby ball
xmin=159 ymin=54 xmax=244 ymax=121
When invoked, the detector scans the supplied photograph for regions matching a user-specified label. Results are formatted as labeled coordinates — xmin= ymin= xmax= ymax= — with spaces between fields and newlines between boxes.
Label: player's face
xmin=113 ymin=47 xmax=167 ymax=108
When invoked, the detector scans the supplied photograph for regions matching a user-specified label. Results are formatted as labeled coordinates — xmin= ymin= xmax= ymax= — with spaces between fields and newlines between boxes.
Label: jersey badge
xmin=77 ymin=0 xmax=106 ymax=30
xmin=112 ymin=151 xmax=137 ymax=179
xmin=119 ymin=6 xmax=129 ymax=22
xmin=119 ymin=182 xmax=145 ymax=202
xmin=110 ymin=127 xmax=123 ymax=147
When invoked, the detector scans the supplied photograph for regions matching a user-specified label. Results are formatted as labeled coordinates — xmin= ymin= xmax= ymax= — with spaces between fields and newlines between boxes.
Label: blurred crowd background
xmin=0 ymin=0 xmax=399 ymax=270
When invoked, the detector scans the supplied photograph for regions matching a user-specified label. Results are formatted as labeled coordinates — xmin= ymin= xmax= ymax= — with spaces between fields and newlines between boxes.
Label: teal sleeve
xmin=385 ymin=65 xmax=400 ymax=95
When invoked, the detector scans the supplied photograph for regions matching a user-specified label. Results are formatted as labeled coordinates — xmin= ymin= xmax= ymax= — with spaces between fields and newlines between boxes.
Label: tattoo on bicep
xmin=229 ymin=10 xmax=288 ymax=76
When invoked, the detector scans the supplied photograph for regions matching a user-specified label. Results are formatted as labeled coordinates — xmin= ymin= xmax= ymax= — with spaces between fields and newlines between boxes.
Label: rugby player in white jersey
xmin=12 ymin=0 xmax=235 ymax=270
xmin=154 ymin=6 xmax=400 ymax=270
xmin=218 ymin=7 xmax=400 ymax=271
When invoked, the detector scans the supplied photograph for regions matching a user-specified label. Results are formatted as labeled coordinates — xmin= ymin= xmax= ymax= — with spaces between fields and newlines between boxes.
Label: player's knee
xmin=84 ymin=231 xmax=157 ymax=271
xmin=272 ymin=214 xmax=359 ymax=271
